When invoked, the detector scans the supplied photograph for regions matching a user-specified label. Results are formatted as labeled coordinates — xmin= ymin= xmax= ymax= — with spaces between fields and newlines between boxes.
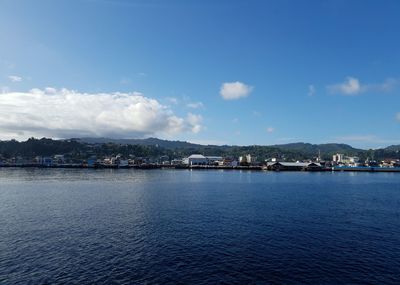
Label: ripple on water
xmin=1 ymin=169 xmax=400 ymax=284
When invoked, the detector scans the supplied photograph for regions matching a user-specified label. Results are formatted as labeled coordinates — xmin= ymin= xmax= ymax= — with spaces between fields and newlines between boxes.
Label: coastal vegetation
xmin=0 ymin=137 xmax=399 ymax=162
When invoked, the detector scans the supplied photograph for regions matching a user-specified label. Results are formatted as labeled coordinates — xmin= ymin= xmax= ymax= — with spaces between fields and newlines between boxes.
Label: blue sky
xmin=1 ymin=0 xmax=400 ymax=148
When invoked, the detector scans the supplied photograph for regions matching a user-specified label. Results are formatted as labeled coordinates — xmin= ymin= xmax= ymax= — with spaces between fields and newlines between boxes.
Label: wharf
xmin=332 ymin=166 xmax=400 ymax=172
xmin=1 ymin=164 xmax=400 ymax=172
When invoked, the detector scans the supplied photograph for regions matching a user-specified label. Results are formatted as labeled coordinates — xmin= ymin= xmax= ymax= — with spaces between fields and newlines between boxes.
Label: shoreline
xmin=1 ymin=164 xmax=400 ymax=172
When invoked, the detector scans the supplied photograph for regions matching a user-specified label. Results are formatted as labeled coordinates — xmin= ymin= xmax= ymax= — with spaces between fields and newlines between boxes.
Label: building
xmin=206 ymin=156 xmax=223 ymax=165
xmin=381 ymin=159 xmax=400 ymax=168
xmin=332 ymin=153 xmax=344 ymax=163
xmin=182 ymin=154 xmax=208 ymax=166
xmin=221 ymin=157 xmax=238 ymax=167
xmin=267 ymin=162 xmax=322 ymax=171
xmin=183 ymin=154 xmax=208 ymax=166
xmin=332 ymin=153 xmax=360 ymax=166
xmin=171 ymin=159 xmax=183 ymax=165
xmin=239 ymin=154 xmax=257 ymax=165
xmin=53 ymin=155 xmax=65 ymax=164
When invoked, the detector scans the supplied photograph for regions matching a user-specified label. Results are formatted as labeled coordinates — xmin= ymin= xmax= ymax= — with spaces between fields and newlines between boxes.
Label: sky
xmin=1 ymin=0 xmax=400 ymax=149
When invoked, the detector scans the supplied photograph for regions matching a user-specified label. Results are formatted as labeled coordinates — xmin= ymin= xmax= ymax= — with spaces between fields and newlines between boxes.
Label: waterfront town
xmin=1 ymin=152 xmax=400 ymax=172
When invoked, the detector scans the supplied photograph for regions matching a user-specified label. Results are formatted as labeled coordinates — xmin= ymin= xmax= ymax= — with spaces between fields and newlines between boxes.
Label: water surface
xmin=1 ymin=168 xmax=399 ymax=284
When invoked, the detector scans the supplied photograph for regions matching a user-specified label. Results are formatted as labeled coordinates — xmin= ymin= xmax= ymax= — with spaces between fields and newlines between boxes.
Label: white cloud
xmin=266 ymin=127 xmax=275 ymax=133
xmin=308 ymin=84 xmax=316 ymax=96
xmin=327 ymin=76 xmax=399 ymax=95
xmin=186 ymin=113 xmax=203 ymax=133
xmin=8 ymin=75 xmax=22 ymax=82
xmin=187 ymin=102 xmax=204 ymax=109
xmin=220 ymin=81 xmax=253 ymax=100
xmin=328 ymin=77 xmax=361 ymax=95
xmin=0 ymin=88 xmax=203 ymax=140
xmin=396 ymin=113 xmax=400 ymax=121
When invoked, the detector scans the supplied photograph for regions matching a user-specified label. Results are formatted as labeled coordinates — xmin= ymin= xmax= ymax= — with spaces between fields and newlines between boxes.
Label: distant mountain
xmin=75 ymin=137 xmax=204 ymax=149
xmin=271 ymin=142 xmax=363 ymax=156
xmin=74 ymin=138 xmax=366 ymax=158
xmin=2 ymin=137 xmax=399 ymax=161
xmin=384 ymin=145 xmax=400 ymax=152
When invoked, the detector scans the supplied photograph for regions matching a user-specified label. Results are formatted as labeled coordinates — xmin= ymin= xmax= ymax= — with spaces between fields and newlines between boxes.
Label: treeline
xmin=0 ymin=138 xmax=166 ymax=160
xmin=0 ymin=137 xmax=399 ymax=161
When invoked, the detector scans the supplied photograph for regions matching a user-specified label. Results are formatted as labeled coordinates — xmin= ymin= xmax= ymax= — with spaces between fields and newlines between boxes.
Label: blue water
xmin=1 ymin=168 xmax=400 ymax=284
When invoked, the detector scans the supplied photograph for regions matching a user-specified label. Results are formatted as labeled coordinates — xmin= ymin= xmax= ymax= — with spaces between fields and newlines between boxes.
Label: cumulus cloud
xmin=220 ymin=81 xmax=253 ymax=100
xmin=186 ymin=113 xmax=203 ymax=133
xmin=187 ymin=102 xmax=204 ymax=109
xmin=327 ymin=76 xmax=399 ymax=95
xmin=0 ymin=88 xmax=203 ymax=140
xmin=8 ymin=75 xmax=22 ymax=82
xmin=328 ymin=77 xmax=361 ymax=95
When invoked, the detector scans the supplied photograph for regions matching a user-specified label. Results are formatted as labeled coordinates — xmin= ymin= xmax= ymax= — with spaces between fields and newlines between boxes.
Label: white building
xmin=332 ymin=153 xmax=344 ymax=163
xmin=182 ymin=154 xmax=208 ymax=166
xmin=332 ymin=153 xmax=360 ymax=166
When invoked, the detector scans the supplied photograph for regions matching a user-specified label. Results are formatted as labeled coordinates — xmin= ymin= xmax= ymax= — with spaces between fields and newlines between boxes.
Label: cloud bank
xmin=220 ymin=81 xmax=253 ymax=100
xmin=0 ymin=88 xmax=203 ymax=140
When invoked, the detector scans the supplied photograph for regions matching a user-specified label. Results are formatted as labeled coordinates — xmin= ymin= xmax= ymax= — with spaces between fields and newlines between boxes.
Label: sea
xmin=1 ymin=168 xmax=399 ymax=284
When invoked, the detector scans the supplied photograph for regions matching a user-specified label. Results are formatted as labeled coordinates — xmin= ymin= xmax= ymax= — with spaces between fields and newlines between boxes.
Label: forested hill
xmin=75 ymin=137 xmax=203 ymax=149
xmin=271 ymin=142 xmax=363 ymax=156
xmin=0 ymin=137 xmax=399 ymax=161
xmin=385 ymin=145 xmax=400 ymax=152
